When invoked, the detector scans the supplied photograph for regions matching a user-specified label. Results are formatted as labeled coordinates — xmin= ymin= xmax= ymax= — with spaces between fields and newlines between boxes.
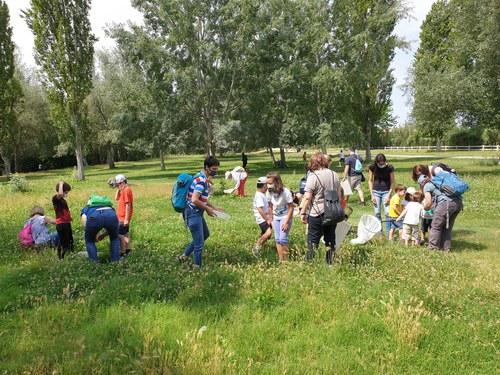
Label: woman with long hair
xmin=266 ymin=171 xmax=294 ymax=262
xmin=368 ymin=153 xmax=395 ymax=235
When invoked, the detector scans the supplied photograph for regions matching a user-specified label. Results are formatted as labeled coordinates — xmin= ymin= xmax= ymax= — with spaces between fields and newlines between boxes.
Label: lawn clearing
xmin=0 ymin=151 xmax=498 ymax=374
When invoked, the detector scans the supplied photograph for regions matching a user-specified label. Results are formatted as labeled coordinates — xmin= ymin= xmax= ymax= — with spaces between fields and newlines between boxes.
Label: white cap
xmin=406 ymin=187 xmax=417 ymax=195
xmin=257 ymin=177 xmax=267 ymax=184
xmin=115 ymin=174 xmax=126 ymax=183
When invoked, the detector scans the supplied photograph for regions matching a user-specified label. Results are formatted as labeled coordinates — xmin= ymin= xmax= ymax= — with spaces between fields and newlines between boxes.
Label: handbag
xmin=312 ymin=171 xmax=345 ymax=226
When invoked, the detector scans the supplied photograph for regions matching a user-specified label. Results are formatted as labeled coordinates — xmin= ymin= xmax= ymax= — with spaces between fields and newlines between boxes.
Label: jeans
xmin=85 ymin=208 xmax=120 ymax=262
xmin=372 ymin=190 xmax=390 ymax=234
xmin=184 ymin=206 xmax=210 ymax=267
xmin=273 ymin=216 xmax=292 ymax=245
xmin=306 ymin=214 xmax=337 ymax=264
xmin=428 ymin=199 xmax=462 ymax=251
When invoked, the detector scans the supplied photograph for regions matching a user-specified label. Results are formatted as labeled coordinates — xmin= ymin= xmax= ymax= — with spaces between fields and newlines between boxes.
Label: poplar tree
xmin=24 ymin=0 xmax=96 ymax=180
xmin=0 ymin=0 xmax=22 ymax=176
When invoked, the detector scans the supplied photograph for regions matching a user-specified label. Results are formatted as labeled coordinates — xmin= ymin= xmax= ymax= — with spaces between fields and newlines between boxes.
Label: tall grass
xmin=0 ymin=151 xmax=498 ymax=374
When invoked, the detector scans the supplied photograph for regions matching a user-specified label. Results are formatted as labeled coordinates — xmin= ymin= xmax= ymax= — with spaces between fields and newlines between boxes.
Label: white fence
xmin=378 ymin=145 xmax=499 ymax=151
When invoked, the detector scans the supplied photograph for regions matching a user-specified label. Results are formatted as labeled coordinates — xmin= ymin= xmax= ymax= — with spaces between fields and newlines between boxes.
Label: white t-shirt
xmin=401 ymin=202 xmax=423 ymax=225
xmin=266 ymin=187 xmax=293 ymax=218
xmin=253 ymin=191 xmax=269 ymax=224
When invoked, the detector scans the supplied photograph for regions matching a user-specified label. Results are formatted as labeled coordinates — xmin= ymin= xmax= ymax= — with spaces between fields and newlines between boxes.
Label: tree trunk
xmin=14 ymin=151 xmax=20 ymax=173
xmin=268 ymin=147 xmax=276 ymax=164
xmin=436 ymin=138 xmax=442 ymax=152
xmin=1 ymin=155 xmax=11 ymax=176
xmin=159 ymin=149 xmax=166 ymax=171
xmin=365 ymin=120 xmax=372 ymax=163
xmin=280 ymin=147 xmax=286 ymax=167
xmin=321 ymin=145 xmax=327 ymax=155
xmin=73 ymin=115 xmax=85 ymax=181
xmin=107 ymin=146 xmax=115 ymax=169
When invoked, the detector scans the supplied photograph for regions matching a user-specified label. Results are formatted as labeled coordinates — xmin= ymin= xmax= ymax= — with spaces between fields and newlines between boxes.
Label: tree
xmin=24 ymin=0 xmax=96 ymax=180
xmin=0 ymin=0 xmax=22 ymax=176
xmin=337 ymin=0 xmax=408 ymax=161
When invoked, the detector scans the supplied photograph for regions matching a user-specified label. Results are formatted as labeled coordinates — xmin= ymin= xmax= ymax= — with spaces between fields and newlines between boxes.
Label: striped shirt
xmin=187 ymin=171 xmax=209 ymax=209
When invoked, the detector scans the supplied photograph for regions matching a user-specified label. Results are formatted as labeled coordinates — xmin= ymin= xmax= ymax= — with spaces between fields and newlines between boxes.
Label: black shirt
xmin=369 ymin=164 xmax=394 ymax=191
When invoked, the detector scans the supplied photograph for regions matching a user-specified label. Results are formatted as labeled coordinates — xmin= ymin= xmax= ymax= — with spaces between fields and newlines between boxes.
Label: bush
xmin=9 ymin=174 xmax=29 ymax=192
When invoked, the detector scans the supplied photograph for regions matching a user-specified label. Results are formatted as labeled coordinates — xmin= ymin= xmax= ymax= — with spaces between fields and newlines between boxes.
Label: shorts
xmin=402 ymin=223 xmax=419 ymax=241
xmin=421 ymin=218 xmax=432 ymax=233
xmin=119 ymin=222 xmax=130 ymax=235
xmin=258 ymin=221 xmax=271 ymax=236
xmin=388 ymin=218 xmax=403 ymax=230
xmin=348 ymin=175 xmax=362 ymax=191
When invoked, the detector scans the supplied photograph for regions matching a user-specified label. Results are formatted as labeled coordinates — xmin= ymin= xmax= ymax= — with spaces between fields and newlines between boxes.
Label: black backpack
xmin=312 ymin=171 xmax=345 ymax=226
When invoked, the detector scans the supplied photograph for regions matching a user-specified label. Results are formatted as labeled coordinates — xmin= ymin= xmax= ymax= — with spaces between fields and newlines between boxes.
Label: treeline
xmin=408 ymin=0 xmax=499 ymax=149
xmin=0 ymin=0 xmax=497 ymax=177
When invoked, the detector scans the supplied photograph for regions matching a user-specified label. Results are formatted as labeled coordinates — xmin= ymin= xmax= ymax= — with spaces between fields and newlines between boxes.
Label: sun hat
xmin=406 ymin=187 xmax=417 ymax=195
xmin=115 ymin=174 xmax=126 ymax=183
xmin=257 ymin=177 xmax=267 ymax=184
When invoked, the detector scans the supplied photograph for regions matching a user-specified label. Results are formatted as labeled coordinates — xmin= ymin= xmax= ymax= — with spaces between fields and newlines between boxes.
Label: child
xmin=52 ymin=181 xmax=73 ymax=259
xmin=420 ymin=196 xmax=434 ymax=246
xmin=266 ymin=172 xmax=294 ymax=262
xmin=387 ymin=184 xmax=407 ymax=241
xmin=26 ymin=206 xmax=59 ymax=249
xmin=115 ymin=174 xmax=134 ymax=257
xmin=252 ymin=177 xmax=273 ymax=257
xmin=396 ymin=192 xmax=424 ymax=246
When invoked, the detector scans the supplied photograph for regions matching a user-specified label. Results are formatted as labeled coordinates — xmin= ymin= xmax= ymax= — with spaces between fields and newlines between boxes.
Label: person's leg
xmin=372 ymin=190 xmax=383 ymax=234
xmin=273 ymin=216 xmax=282 ymax=259
xmin=49 ymin=231 xmax=59 ymax=248
xmin=440 ymin=200 xmax=462 ymax=251
xmin=84 ymin=216 xmax=102 ymax=262
xmin=279 ymin=217 xmax=292 ymax=261
xmin=192 ymin=216 xmax=210 ymax=266
xmin=103 ymin=210 xmax=120 ymax=262
xmin=352 ymin=175 xmax=365 ymax=204
xmin=428 ymin=203 xmax=447 ymax=250
xmin=187 ymin=212 xmax=205 ymax=267
xmin=381 ymin=190 xmax=391 ymax=234
xmin=306 ymin=215 xmax=323 ymax=261
xmin=56 ymin=223 xmax=71 ymax=259
xmin=388 ymin=220 xmax=395 ymax=240
xmin=323 ymin=222 xmax=336 ymax=265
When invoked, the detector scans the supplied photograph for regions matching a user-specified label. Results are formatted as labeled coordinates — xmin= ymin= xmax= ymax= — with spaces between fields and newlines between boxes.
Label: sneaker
xmin=361 ymin=201 xmax=366 ymax=206
xmin=252 ymin=247 xmax=261 ymax=258
xmin=419 ymin=240 xmax=425 ymax=246
xmin=177 ymin=254 xmax=188 ymax=262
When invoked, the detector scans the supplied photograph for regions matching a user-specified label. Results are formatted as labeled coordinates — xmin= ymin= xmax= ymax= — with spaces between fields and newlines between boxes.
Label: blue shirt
xmin=187 ymin=171 xmax=209 ymax=209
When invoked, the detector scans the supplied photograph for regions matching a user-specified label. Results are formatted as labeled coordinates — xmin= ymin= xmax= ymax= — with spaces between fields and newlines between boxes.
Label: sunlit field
xmin=0 ymin=150 xmax=498 ymax=374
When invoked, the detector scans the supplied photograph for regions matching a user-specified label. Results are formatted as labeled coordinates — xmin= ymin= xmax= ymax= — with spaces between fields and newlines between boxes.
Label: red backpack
xmin=18 ymin=221 xmax=34 ymax=249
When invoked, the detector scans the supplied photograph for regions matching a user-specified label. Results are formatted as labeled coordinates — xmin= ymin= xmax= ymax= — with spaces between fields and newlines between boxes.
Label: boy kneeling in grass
xmin=252 ymin=177 xmax=273 ymax=258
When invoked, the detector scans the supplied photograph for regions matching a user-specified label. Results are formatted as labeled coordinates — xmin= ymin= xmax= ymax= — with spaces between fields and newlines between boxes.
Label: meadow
xmin=0 ymin=150 xmax=498 ymax=374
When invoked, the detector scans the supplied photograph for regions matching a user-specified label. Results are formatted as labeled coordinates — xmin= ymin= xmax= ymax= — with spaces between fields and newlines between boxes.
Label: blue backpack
xmin=172 ymin=173 xmax=194 ymax=212
xmin=431 ymin=171 xmax=469 ymax=197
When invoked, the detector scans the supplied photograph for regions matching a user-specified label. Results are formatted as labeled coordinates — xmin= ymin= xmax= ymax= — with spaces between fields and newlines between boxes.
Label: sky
xmin=5 ymin=0 xmax=434 ymax=127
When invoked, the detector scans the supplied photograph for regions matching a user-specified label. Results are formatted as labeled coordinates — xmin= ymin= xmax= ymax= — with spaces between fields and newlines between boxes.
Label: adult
xmin=421 ymin=165 xmax=463 ymax=251
xmin=368 ymin=154 xmax=395 ymax=235
xmin=300 ymin=153 xmax=341 ymax=264
xmin=412 ymin=164 xmax=431 ymax=191
xmin=115 ymin=174 xmax=133 ymax=257
xmin=342 ymin=147 xmax=366 ymax=206
xmin=241 ymin=152 xmax=248 ymax=169
xmin=26 ymin=206 xmax=59 ymax=248
xmin=178 ymin=156 xmax=225 ymax=268
xmin=266 ymin=171 xmax=294 ymax=262
xmin=81 ymin=200 xmax=120 ymax=262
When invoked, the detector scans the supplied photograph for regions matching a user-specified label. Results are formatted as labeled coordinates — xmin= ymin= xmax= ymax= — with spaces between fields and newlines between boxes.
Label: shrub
xmin=9 ymin=174 xmax=29 ymax=192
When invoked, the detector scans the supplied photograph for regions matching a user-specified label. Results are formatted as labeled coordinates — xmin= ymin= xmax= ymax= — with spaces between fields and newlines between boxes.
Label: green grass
xmin=0 ymin=151 xmax=498 ymax=374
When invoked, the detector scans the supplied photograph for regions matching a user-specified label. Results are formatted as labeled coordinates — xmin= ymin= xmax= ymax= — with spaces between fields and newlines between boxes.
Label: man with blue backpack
xmin=342 ymin=147 xmax=366 ymax=206
xmin=422 ymin=164 xmax=468 ymax=252
xmin=175 ymin=155 xmax=225 ymax=268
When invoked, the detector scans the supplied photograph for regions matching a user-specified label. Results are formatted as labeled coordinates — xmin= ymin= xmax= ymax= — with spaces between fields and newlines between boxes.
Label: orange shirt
xmin=117 ymin=186 xmax=133 ymax=222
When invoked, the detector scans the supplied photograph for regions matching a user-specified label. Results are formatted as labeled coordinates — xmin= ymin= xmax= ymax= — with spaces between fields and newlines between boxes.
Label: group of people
xmin=22 ymin=175 xmax=134 ymax=262
xmin=21 ymin=150 xmax=464 ymax=266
